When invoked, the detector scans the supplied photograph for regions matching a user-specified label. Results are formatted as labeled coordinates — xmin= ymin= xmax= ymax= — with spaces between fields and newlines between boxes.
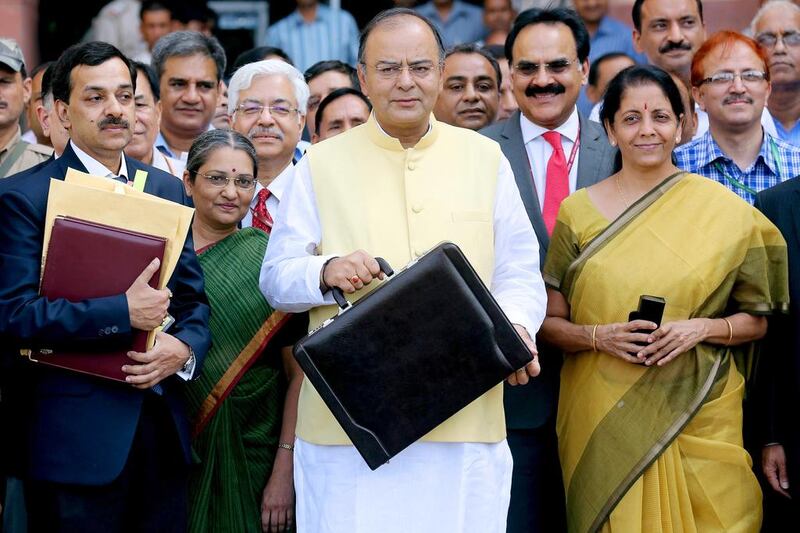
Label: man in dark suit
xmin=754 ymin=180 xmax=800 ymax=531
xmin=0 ymin=41 xmax=211 ymax=532
xmin=482 ymin=8 xmax=618 ymax=533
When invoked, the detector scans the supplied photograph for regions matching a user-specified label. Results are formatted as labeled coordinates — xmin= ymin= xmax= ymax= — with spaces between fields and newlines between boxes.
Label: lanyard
xmin=564 ymin=134 xmax=581 ymax=175
xmin=712 ymin=137 xmax=782 ymax=197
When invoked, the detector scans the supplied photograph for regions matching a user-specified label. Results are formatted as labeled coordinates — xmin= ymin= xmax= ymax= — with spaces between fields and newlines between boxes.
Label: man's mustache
xmin=659 ymin=40 xmax=693 ymax=54
xmin=723 ymin=94 xmax=754 ymax=105
xmin=98 ymin=116 xmax=130 ymax=129
xmin=525 ymin=84 xmax=566 ymax=97
xmin=248 ymin=125 xmax=284 ymax=140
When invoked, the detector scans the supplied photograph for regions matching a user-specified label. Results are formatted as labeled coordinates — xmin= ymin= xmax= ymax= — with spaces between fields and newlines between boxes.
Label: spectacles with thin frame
xmin=192 ymin=171 xmax=256 ymax=190
xmin=699 ymin=70 xmax=768 ymax=87
xmin=755 ymin=31 xmax=800 ymax=49
xmin=234 ymin=102 xmax=299 ymax=117
xmin=512 ymin=58 xmax=581 ymax=77
xmin=362 ymin=61 xmax=438 ymax=80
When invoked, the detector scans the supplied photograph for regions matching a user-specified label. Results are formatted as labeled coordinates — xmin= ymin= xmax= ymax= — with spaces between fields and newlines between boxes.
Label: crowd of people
xmin=1 ymin=0 xmax=800 ymax=532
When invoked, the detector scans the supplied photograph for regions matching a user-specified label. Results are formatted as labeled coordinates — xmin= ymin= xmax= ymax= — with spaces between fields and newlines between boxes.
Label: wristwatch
xmin=181 ymin=345 xmax=196 ymax=374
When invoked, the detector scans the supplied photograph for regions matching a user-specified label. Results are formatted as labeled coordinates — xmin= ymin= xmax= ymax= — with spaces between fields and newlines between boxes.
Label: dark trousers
xmin=26 ymin=395 xmax=188 ymax=533
xmin=506 ymin=422 xmax=567 ymax=533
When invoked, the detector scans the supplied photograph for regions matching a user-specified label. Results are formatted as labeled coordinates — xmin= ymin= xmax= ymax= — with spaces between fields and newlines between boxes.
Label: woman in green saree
xmin=540 ymin=66 xmax=789 ymax=532
xmin=181 ymin=130 xmax=304 ymax=532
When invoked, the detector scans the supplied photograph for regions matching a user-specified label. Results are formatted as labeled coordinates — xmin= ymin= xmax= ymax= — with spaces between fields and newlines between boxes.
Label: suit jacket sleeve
xmin=0 ymin=187 xmax=131 ymax=346
xmin=164 ymin=225 xmax=211 ymax=377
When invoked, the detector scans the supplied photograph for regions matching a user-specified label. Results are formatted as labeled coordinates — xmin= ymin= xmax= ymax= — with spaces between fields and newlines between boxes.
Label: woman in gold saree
xmin=180 ymin=130 xmax=304 ymax=532
xmin=540 ymin=65 xmax=788 ymax=532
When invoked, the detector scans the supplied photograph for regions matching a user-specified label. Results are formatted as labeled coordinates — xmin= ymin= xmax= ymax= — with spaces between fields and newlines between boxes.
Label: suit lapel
xmin=55 ymin=143 xmax=89 ymax=179
xmin=500 ymin=111 xmax=549 ymax=250
xmin=576 ymin=114 xmax=603 ymax=190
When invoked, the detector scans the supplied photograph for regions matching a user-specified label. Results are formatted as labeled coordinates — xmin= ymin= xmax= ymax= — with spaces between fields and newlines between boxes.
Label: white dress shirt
xmin=241 ymin=161 xmax=294 ymax=229
xmin=151 ymin=148 xmax=185 ymax=179
xmin=70 ymin=140 xmax=195 ymax=380
xmin=71 ymin=140 xmax=130 ymax=180
xmin=259 ymin=144 xmax=547 ymax=338
xmin=520 ymin=107 xmax=580 ymax=210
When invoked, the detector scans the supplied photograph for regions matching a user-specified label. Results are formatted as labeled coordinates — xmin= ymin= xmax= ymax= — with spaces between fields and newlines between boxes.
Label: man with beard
xmin=227 ymin=60 xmax=308 ymax=231
xmin=434 ymin=44 xmax=500 ymax=130
xmin=151 ymin=31 xmax=225 ymax=161
xmin=753 ymin=1 xmax=800 ymax=146
xmin=125 ymin=62 xmax=184 ymax=177
xmin=675 ymin=31 xmax=800 ymax=204
xmin=481 ymin=8 xmax=618 ymax=533
xmin=0 ymin=41 xmax=210 ymax=532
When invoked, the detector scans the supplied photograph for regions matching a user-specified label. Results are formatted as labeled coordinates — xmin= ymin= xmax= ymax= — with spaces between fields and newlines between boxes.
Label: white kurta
xmin=260 ymin=124 xmax=547 ymax=533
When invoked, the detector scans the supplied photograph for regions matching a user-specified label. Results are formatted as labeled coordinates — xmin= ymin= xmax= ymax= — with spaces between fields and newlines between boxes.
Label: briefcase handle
xmin=332 ymin=257 xmax=394 ymax=310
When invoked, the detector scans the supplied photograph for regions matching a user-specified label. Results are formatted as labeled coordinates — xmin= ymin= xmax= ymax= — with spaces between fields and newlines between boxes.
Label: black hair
xmin=132 ymin=60 xmax=160 ymax=101
xmin=51 ymin=41 xmax=137 ymax=104
xmin=30 ymin=60 xmax=53 ymax=81
xmin=505 ymin=8 xmax=591 ymax=64
xmin=632 ymin=0 xmax=704 ymax=32
xmin=41 ymin=63 xmax=53 ymax=99
xmin=232 ymin=46 xmax=294 ymax=71
xmin=304 ymin=60 xmax=359 ymax=88
xmin=445 ymin=43 xmax=502 ymax=88
xmin=140 ymin=0 xmax=172 ymax=21
xmin=151 ymin=30 xmax=226 ymax=82
xmin=358 ymin=8 xmax=445 ymax=65
xmin=314 ymin=87 xmax=373 ymax=135
xmin=588 ymin=52 xmax=634 ymax=87
xmin=483 ymin=44 xmax=505 ymax=61
xmin=599 ymin=64 xmax=685 ymax=131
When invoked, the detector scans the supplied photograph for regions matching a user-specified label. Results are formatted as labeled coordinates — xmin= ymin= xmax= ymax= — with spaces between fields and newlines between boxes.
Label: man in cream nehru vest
xmin=261 ymin=8 xmax=546 ymax=533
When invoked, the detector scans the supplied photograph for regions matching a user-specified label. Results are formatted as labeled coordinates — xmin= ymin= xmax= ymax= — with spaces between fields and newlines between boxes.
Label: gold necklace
xmin=615 ymin=175 xmax=631 ymax=208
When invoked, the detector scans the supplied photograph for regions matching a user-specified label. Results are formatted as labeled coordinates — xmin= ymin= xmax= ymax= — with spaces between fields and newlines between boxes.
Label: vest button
xmin=412 ymin=204 xmax=423 ymax=213
xmin=407 ymin=162 xmax=415 ymax=170
xmin=413 ymin=249 xmax=422 ymax=257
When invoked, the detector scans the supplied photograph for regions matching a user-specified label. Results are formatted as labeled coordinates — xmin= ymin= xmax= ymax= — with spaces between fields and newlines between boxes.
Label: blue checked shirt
xmin=674 ymin=129 xmax=800 ymax=204
xmin=265 ymin=4 xmax=359 ymax=72
xmin=415 ymin=1 xmax=486 ymax=48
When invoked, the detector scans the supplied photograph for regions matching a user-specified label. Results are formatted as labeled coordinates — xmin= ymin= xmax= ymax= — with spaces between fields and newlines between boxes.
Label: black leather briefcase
xmin=293 ymin=241 xmax=532 ymax=470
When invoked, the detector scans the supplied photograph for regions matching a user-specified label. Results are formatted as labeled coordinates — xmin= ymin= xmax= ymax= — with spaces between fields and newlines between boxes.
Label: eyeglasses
xmin=234 ymin=102 xmax=298 ymax=117
xmin=512 ymin=58 xmax=580 ymax=77
xmin=364 ymin=62 xmax=437 ymax=80
xmin=699 ymin=70 xmax=768 ymax=87
xmin=193 ymin=171 xmax=256 ymax=190
xmin=755 ymin=31 xmax=800 ymax=49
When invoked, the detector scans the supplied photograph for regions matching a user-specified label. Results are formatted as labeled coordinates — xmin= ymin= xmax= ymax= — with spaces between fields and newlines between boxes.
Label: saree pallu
xmin=184 ymin=228 xmax=289 ymax=533
xmin=543 ymin=173 xmax=789 ymax=533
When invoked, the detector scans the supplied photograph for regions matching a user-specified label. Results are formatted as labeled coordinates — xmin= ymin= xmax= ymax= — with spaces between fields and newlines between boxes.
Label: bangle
xmin=319 ymin=256 xmax=339 ymax=293
xmin=591 ymin=324 xmax=599 ymax=352
xmin=278 ymin=442 xmax=294 ymax=452
xmin=722 ymin=318 xmax=733 ymax=346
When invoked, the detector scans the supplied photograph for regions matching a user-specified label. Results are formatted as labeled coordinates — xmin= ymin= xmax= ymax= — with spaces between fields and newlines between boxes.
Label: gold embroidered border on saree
xmin=543 ymin=173 xmax=788 ymax=533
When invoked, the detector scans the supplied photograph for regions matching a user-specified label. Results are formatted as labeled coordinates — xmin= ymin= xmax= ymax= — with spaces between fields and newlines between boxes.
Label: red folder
xmin=31 ymin=216 xmax=166 ymax=382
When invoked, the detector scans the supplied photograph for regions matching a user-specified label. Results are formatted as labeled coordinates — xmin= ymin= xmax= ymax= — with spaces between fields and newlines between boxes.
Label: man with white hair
xmin=228 ymin=59 xmax=309 ymax=231
xmin=753 ymin=0 xmax=800 ymax=145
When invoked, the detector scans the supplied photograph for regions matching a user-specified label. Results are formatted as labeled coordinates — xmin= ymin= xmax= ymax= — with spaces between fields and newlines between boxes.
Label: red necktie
xmin=252 ymin=188 xmax=273 ymax=233
xmin=541 ymin=131 xmax=569 ymax=236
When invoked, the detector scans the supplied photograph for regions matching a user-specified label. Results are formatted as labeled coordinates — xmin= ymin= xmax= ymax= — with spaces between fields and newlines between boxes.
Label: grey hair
xmin=227 ymin=59 xmax=310 ymax=115
xmin=151 ymin=31 xmax=227 ymax=82
xmin=751 ymin=0 xmax=800 ymax=35
xmin=186 ymin=129 xmax=259 ymax=181
xmin=42 ymin=91 xmax=54 ymax=112
xmin=357 ymin=8 xmax=446 ymax=66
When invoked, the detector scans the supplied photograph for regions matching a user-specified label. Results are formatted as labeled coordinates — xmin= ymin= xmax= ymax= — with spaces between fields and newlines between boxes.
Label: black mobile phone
xmin=628 ymin=295 xmax=666 ymax=337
